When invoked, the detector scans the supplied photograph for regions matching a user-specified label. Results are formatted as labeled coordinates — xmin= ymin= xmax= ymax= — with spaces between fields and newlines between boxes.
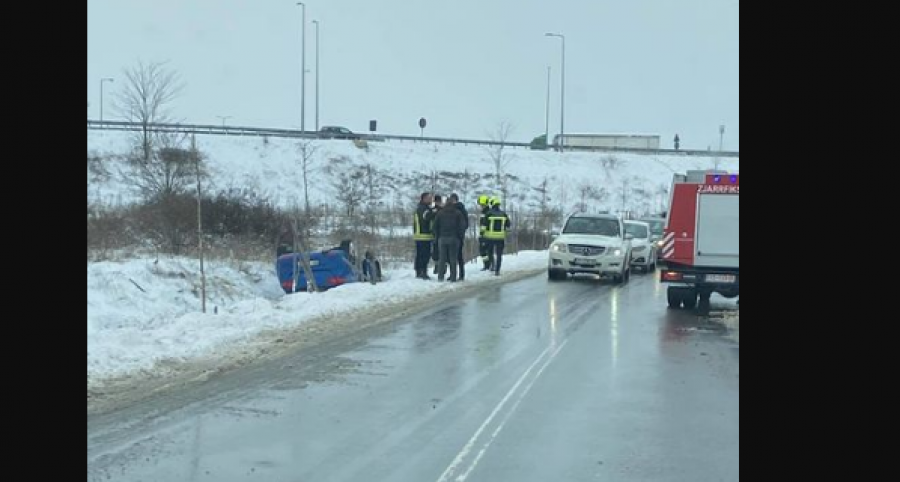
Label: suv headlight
xmin=551 ymin=243 xmax=568 ymax=253
xmin=612 ymin=248 xmax=624 ymax=257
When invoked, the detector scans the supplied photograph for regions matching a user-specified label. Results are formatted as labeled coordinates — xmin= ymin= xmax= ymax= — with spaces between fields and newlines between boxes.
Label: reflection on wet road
xmin=88 ymin=272 xmax=739 ymax=482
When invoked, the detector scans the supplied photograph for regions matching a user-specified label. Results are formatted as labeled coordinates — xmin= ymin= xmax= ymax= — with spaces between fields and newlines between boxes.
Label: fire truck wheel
xmin=682 ymin=291 xmax=698 ymax=310
xmin=667 ymin=287 xmax=682 ymax=308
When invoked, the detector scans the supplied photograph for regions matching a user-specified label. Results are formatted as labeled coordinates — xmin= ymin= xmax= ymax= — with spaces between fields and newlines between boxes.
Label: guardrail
xmin=87 ymin=120 xmax=739 ymax=158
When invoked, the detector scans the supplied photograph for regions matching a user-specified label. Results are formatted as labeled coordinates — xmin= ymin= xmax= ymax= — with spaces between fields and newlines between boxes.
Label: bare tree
xmin=297 ymin=140 xmax=320 ymax=219
xmin=361 ymin=163 xmax=385 ymax=235
xmin=88 ymin=152 xmax=109 ymax=188
xmin=534 ymin=176 xmax=555 ymax=240
xmin=486 ymin=121 xmax=514 ymax=201
xmin=578 ymin=182 xmax=603 ymax=213
xmin=331 ymin=167 xmax=366 ymax=219
xmin=115 ymin=60 xmax=184 ymax=163
xmin=556 ymin=177 xmax=569 ymax=215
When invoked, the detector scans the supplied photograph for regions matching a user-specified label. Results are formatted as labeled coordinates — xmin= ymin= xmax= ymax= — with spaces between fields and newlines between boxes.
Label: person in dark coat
xmin=433 ymin=196 xmax=467 ymax=282
xmin=413 ymin=193 xmax=436 ymax=279
xmin=448 ymin=193 xmax=469 ymax=280
xmin=431 ymin=195 xmax=444 ymax=273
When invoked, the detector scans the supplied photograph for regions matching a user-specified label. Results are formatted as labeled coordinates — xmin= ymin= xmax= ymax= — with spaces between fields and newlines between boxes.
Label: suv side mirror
xmin=625 ymin=234 xmax=634 ymax=241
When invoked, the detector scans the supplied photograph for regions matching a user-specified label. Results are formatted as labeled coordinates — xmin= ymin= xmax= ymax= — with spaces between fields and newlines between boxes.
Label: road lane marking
xmin=434 ymin=344 xmax=553 ymax=482
xmin=435 ymin=339 xmax=570 ymax=482
xmin=457 ymin=339 xmax=570 ymax=481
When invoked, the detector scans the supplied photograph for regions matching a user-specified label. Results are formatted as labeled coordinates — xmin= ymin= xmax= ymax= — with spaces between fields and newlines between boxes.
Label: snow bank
xmin=87 ymin=251 xmax=548 ymax=383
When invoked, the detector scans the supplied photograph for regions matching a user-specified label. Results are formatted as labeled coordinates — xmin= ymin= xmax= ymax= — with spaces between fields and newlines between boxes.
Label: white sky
xmin=87 ymin=0 xmax=739 ymax=150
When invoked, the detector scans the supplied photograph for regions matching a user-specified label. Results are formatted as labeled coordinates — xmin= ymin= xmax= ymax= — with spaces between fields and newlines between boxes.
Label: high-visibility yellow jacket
xmin=482 ymin=208 xmax=510 ymax=241
xmin=413 ymin=203 xmax=436 ymax=241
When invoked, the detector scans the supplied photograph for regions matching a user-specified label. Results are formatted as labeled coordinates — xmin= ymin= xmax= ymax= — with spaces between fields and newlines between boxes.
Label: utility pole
xmin=193 ymin=134 xmax=206 ymax=314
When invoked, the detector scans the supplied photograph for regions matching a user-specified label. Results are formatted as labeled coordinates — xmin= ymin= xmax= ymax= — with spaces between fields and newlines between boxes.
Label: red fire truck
xmin=660 ymin=170 xmax=739 ymax=312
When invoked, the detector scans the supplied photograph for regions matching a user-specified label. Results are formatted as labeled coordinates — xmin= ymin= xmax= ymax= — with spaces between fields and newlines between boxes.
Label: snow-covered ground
xmin=87 ymin=251 xmax=548 ymax=385
xmin=87 ymin=130 xmax=738 ymax=213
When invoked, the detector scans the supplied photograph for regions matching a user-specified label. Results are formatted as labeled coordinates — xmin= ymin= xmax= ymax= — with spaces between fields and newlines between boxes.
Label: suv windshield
xmin=625 ymin=223 xmax=649 ymax=239
xmin=563 ymin=217 xmax=620 ymax=237
xmin=642 ymin=220 xmax=665 ymax=235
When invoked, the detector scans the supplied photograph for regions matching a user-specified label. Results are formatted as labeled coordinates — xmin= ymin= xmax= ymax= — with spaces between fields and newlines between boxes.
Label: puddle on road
xmin=705 ymin=306 xmax=739 ymax=343
xmin=662 ymin=302 xmax=739 ymax=345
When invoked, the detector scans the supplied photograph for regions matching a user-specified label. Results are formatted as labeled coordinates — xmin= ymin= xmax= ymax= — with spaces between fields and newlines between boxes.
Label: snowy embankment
xmin=87 ymin=130 xmax=739 ymax=212
xmin=87 ymin=251 xmax=548 ymax=386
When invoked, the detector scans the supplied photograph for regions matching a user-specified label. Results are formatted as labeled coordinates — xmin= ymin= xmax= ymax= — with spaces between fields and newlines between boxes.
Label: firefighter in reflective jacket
xmin=482 ymin=197 xmax=511 ymax=275
xmin=477 ymin=195 xmax=493 ymax=271
xmin=414 ymin=193 xmax=437 ymax=279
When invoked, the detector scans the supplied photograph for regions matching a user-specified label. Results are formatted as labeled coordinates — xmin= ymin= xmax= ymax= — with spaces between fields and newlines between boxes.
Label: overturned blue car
xmin=276 ymin=240 xmax=382 ymax=294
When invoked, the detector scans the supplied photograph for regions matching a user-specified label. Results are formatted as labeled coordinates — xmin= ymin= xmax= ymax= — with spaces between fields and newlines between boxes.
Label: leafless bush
xmin=601 ymin=155 xmax=620 ymax=170
xmin=125 ymin=145 xmax=204 ymax=201
xmin=87 ymin=205 xmax=135 ymax=260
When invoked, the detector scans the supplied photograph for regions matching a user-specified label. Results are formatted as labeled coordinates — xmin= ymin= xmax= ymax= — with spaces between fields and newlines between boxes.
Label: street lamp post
xmin=100 ymin=77 xmax=114 ymax=124
xmin=312 ymin=19 xmax=320 ymax=131
xmin=716 ymin=124 xmax=726 ymax=170
xmin=217 ymin=115 xmax=233 ymax=128
xmin=297 ymin=2 xmax=307 ymax=132
xmin=545 ymin=33 xmax=565 ymax=152
xmin=544 ymin=66 xmax=551 ymax=147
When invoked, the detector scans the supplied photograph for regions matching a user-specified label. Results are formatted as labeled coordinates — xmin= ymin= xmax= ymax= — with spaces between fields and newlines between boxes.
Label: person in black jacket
xmin=413 ymin=193 xmax=436 ymax=279
xmin=433 ymin=196 xmax=467 ymax=282
xmin=448 ymin=193 xmax=469 ymax=280
xmin=431 ymin=195 xmax=444 ymax=273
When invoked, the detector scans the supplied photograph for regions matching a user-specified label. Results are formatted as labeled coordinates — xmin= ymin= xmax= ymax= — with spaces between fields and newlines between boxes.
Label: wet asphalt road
xmin=88 ymin=272 xmax=739 ymax=482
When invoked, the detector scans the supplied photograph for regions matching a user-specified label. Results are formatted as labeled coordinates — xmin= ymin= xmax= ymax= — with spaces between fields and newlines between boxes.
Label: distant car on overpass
xmin=319 ymin=126 xmax=360 ymax=140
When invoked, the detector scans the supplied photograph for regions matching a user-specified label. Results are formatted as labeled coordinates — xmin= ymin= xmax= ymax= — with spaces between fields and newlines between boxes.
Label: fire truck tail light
xmin=662 ymin=271 xmax=683 ymax=281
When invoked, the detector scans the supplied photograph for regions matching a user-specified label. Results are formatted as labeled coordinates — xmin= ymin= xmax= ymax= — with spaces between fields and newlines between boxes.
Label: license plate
xmin=706 ymin=274 xmax=735 ymax=283
xmin=573 ymin=258 xmax=596 ymax=266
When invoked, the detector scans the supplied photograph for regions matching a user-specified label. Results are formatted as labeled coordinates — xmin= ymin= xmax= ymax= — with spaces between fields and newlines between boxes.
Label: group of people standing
xmin=413 ymin=193 xmax=510 ymax=282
